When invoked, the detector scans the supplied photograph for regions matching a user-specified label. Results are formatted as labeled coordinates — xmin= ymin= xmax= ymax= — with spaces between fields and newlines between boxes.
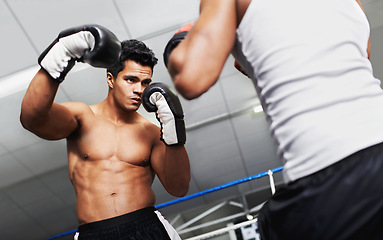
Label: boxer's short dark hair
xmin=107 ymin=39 xmax=158 ymax=78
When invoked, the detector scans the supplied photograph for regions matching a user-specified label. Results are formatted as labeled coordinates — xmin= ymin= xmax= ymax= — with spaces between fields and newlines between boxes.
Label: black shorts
xmin=75 ymin=207 xmax=180 ymax=240
xmin=258 ymin=142 xmax=383 ymax=240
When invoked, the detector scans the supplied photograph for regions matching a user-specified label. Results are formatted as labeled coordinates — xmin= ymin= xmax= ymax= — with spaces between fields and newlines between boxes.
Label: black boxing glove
xmin=38 ymin=24 xmax=121 ymax=83
xmin=163 ymin=22 xmax=194 ymax=68
xmin=142 ymin=83 xmax=186 ymax=145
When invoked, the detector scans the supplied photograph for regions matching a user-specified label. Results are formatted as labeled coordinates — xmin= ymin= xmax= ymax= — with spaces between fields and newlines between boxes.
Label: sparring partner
xmin=164 ymin=0 xmax=383 ymax=239
xmin=20 ymin=25 xmax=190 ymax=240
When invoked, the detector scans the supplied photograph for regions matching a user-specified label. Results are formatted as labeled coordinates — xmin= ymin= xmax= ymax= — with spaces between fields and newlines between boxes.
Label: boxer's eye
xmin=124 ymin=75 xmax=139 ymax=83
xmin=142 ymin=80 xmax=151 ymax=86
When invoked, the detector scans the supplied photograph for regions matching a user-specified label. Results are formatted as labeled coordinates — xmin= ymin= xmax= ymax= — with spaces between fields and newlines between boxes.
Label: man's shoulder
xmin=135 ymin=114 xmax=161 ymax=137
xmin=61 ymin=101 xmax=91 ymax=110
xmin=61 ymin=102 xmax=93 ymax=118
xmin=137 ymin=115 xmax=159 ymax=129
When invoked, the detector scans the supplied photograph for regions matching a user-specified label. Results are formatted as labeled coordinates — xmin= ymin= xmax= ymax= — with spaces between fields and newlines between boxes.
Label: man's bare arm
xmin=356 ymin=0 xmax=371 ymax=58
xmin=21 ymin=25 xmax=121 ymax=140
xmin=167 ymin=0 xmax=237 ymax=100
xmin=151 ymin=139 xmax=191 ymax=197
xmin=20 ymin=69 xmax=78 ymax=140
xmin=141 ymin=81 xmax=190 ymax=197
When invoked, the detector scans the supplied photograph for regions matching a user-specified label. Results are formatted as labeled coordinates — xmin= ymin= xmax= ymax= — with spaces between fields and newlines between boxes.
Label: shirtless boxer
xmin=163 ymin=0 xmax=383 ymax=239
xmin=20 ymin=25 xmax=190 ymax=240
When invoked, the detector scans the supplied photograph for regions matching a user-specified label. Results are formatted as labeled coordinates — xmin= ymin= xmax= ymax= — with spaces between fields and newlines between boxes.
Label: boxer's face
xmin=108 ymin=60 xmax=152 ymax=112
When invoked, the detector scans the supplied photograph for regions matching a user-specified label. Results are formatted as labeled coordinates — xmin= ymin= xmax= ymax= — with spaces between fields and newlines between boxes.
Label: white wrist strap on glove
xmin=149 ymin=92 xmax=178 ymax=145
xmin=40 ymin=31 xmax=95 ymax=79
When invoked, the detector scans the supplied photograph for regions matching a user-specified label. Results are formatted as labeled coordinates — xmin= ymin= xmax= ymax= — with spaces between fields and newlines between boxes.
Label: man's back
xmin=232 ymin=0 xmax=383 ymax=183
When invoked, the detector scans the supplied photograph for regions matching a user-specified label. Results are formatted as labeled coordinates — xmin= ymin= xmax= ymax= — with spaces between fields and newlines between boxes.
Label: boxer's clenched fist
xmin=39 ymin=24 xmax=121 ymax=82
xmin=142 ymin=82 xmax=186 ymax=145
xmin=163 ymin=22 xmax=194 ymax=68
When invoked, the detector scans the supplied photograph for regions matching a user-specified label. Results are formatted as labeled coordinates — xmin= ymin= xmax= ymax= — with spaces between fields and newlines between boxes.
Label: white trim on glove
xmin=149 ymin=92 xmax=178 ymax=145
xmin=40 ymin=31 xmax=95 ymax=79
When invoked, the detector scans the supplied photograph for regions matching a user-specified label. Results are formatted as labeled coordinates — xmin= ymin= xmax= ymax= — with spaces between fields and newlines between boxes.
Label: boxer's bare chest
xmin=68 ymin=114 xmax=153 ymax=167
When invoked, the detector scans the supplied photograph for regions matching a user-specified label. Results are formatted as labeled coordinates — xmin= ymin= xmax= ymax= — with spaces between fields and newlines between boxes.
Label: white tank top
xmin=232 ymin=0 xmax=383 ymax=183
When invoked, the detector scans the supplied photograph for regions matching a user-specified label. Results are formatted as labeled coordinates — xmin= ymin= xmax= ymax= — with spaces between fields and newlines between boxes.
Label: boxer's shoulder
xmin=137 ymin=116 xmax=161 ymax=141
xmin=61 ymin=101 xmax=92 ymax=114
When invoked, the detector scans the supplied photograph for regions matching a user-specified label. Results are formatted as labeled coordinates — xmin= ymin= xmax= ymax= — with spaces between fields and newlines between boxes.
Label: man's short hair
xmin=107 ymin=39 xmax=158 ymax=78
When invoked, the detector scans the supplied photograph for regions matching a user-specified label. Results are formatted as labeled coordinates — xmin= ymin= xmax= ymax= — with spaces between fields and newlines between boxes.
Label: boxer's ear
xmin=107 ymin=72 xmax=114 ymax=89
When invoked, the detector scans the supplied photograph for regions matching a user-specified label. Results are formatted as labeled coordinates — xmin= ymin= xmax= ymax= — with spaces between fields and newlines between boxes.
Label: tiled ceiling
xmin=0 ymin=0 xmax=382 ymax=239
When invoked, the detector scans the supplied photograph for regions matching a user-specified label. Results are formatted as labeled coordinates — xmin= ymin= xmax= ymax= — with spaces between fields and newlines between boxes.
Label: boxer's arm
xmin=356 ymin=0 xmax=371 ymax=59
xmin=151 ymin=135 xmax=191 ymax=197
xmin=21 ymin=24 xmax=120 ymax=140
xmin=167 ymin=0 xmax=237 ymax=100
xmin=20 ymin=69 xmax=78 ymax=140
xmin=142 ymin=83 xmax=190 ymax=196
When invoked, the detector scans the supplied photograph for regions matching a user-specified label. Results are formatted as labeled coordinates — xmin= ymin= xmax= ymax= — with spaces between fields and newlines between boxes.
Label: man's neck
xmin=92 ymin=98 xmax=139 ymax=124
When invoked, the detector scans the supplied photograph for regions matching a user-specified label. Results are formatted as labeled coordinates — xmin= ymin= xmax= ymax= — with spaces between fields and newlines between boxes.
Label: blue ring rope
xmin=155 ymin=166 xmax=283 ymax=209
xmin=46 ymin=166 xmax=283 ymax=240
xmin=46 ymin=229 xmax=78 ymax=240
